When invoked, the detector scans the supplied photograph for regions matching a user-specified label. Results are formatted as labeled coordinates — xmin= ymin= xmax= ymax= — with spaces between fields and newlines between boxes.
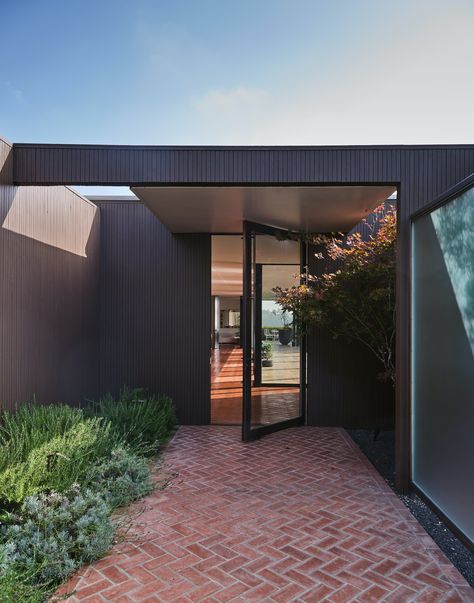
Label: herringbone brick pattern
xmin=57 ymin=427 xmax=473 ymax=602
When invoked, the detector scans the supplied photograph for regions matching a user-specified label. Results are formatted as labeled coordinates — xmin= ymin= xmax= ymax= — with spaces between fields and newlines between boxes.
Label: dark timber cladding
xmin=0 ymin=139 xmax=100 ymax=410
xmin=12 ymin=143 xmax=474 ymax=491
xmin=97 ymin=200 xmax=211 ymax=425
xmin=307 ymin=203 xmax=395 ymax=429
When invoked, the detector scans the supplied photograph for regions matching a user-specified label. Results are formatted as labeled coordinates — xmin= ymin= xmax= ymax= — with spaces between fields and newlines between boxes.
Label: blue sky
xmin=3 ymin=0 xmax=474 ymax=149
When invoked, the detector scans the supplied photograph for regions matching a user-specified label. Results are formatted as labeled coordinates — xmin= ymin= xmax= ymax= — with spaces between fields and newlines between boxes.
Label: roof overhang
xmin=131 ymin=185 xmax=396 ymax=233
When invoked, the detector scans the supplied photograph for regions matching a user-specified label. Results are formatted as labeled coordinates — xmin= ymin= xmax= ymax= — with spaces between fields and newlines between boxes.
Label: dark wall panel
xmin=11 ymin=142 xmax=474 ymax=487
xmin=0 ymin=138 xmax=100 ymax=411
xmin=306 ymin=327 xmax=393 ymax=428
xmin=13 ymin=144 xmax=403 ymax=186
xmin=97 ymin=201 xmax=210 ymax=424
xmin=13 ymin=144 xmax=474 ymax=200
xmin=307 ymin=202 xmax=395 ymax=428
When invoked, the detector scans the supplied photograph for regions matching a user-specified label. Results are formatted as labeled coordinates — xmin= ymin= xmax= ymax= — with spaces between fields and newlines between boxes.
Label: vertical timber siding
xmin=307 ymin=202 xmax=395 ymax=428
xmin=11 ymin=143 xmax=474 ymax=487
xmin=97 ymin=201 xmax=210 ymax=425
xmin=0 ymin=138 xmax=100 ymax=411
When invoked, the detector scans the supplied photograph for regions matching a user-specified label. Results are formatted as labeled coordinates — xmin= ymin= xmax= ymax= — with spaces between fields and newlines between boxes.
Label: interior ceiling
xmin=211 ymin=235 xmax=300 ymax=297
xmin=212 ymin=236 xmax=242 ymax=297
xmin=132 ymin=185 xmax=396 ymax=233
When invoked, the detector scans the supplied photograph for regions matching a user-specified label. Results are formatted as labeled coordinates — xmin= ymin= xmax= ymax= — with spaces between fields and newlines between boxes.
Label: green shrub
xmin=89 ymin=387 xmax=176 ymax=456
xmin=87 ymin=447 xmax=152 ymax=509
xmin=0 ymin=404 xmax=85 ymax=473
xmin=0 ymin=418 xmax=114 ymax=503
xmin=0 ymin=565 xmax=51 ymax=603
xmin=0 ymin=391 xmax=173 ymax=599
xmin=0 ymin=485 xmax=114 ymax=587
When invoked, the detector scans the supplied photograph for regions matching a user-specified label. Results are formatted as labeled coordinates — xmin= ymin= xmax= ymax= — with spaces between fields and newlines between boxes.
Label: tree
xmin=274 ymin=205 xmax=397 ymax=385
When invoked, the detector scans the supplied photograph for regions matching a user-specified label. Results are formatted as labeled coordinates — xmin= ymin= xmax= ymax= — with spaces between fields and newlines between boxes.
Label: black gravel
xmin=347 ymin=428 xmax=474 ymax=587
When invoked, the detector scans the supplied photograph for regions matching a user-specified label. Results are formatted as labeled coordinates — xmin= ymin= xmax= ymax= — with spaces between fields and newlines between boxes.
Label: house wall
xmin=96 ymin=200 xmax=210 ymax=425
xmin=11 ymin=143 xmax=474 ymax=489
xmin=307 ymin=202 xmax=395 ymax=428
xmin=0 ymin=137 xmax=100 ymax=411
xmin=94 ymin=198 xmax=393 ymax=429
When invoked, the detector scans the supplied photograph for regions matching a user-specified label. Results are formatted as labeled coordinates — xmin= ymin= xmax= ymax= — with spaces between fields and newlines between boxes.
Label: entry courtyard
xmin=59 ymin=427 xmax=471 ymax=602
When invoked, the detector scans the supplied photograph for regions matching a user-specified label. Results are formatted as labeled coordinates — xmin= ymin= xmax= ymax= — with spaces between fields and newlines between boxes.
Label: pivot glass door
xmin=242 ymin=221 xmax=306 ymax=440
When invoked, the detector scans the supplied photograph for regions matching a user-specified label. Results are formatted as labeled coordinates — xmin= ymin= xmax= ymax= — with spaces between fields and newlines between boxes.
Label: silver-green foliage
xmin=88 ymin=447 xmax=152 ymax=509
xmin=0 ymin=393 xmax=173 ymax=599
xmin=0 ymin=485 xmax=114 ymax=585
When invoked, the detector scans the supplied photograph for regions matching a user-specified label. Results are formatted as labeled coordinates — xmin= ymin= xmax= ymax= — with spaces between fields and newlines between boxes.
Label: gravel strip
xmin=347 ymin=429 xmax=474 ymax=587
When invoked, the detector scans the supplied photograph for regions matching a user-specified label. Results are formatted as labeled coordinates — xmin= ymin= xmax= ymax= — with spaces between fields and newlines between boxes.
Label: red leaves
xmin=273 ymin=205 xmax=397 ymax=385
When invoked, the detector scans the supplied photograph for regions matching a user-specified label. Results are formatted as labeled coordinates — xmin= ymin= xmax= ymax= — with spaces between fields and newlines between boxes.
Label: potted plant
xmin=261 ymin=342 xmax=273 ymax=367
xmin=278 ymin=310 xmax=293 ymax=345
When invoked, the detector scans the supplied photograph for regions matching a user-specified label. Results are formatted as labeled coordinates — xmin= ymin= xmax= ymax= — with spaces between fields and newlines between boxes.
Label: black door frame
xmin=242 ymin=220 xmax=306 ymax=441
xmin=253 ymin=263 xmax=263 ymax=386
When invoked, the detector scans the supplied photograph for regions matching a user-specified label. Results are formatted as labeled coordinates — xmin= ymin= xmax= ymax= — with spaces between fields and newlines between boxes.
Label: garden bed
xmin=0 ymin=388 xmax=176 ymax=602
xmin=347 ymin=429 xmax=474 ymax=587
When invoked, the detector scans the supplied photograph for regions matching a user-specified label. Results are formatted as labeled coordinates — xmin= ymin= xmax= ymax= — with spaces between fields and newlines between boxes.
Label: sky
xmin=2 ymin=0 xmax=474 ymax=194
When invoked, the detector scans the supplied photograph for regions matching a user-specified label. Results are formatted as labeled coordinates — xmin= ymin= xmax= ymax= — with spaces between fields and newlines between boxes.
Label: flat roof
xmin=132 ymin=185 xmax=396 ymax=233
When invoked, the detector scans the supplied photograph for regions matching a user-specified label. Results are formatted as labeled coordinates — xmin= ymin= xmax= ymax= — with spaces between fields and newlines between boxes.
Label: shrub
xmin=0 ymin=485 xmax=114 ymax=586
xmin=274 ymin=205 xmax=397 ymax=384
xmin=0 ymin=565 xmax=51 ymax=603
xmin=0 ymin=404 xmax=85 ymax=473
xmin=0 ymin=392 xmax=173 ymax=600
xmin=87 ymin=447 xmax=152 ymax=509
xmin=0 ymin=418 xmax=114 ymax=504
xmin=89 ymin=387 xmax=176 ymax=456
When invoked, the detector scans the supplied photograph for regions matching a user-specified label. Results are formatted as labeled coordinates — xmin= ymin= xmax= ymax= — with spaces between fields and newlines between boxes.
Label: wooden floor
xmin=210 ymin=346 xmax=300 ymax=425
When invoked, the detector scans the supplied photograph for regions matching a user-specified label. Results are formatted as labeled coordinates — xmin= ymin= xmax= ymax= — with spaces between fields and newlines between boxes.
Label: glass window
xmin=411 ymin=185 xmax=474 ymax=543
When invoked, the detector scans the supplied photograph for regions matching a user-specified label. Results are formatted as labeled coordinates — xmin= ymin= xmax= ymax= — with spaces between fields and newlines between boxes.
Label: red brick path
xmin=58 ymin=427 xmax=473 ymax=602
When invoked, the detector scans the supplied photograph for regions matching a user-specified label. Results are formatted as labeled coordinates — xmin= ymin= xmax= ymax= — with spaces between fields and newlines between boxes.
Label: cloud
xmin=192 ymin=86 xmax=273 ymax=145
xmin=188 ymin=4 xmax=474 ymax=145
xmin=195 ymin=86 xmax=271 ymax=113
xmin=5 ymin=81 xmax=24 ymax=104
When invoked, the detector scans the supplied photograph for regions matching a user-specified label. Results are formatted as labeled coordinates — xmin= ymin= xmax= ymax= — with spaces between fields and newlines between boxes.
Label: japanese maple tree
xmin=274 ymin=205 xmax=397 ymax=385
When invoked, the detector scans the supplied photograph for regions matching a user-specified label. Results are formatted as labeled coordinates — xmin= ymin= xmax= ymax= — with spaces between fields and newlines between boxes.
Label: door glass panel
xmin=248 ymin=231 xmax=302 ymax=431
xmin=261 ymin=264 xmax=300 ymax=386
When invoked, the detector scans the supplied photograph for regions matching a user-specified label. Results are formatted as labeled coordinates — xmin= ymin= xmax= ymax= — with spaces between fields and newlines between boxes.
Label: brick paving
xmin=57 ymin=427 xmax=473 ymax=602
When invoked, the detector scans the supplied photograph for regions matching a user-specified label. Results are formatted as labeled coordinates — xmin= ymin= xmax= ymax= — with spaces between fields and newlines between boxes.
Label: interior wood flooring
xmin=210 ymin=346 xmax=300 ymax=425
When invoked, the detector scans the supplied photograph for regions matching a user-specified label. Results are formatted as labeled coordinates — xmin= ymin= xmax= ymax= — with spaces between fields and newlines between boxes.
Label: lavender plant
xmin=87 ymin=446 xmax=152 ymax=509
xmin=0 ymin=485 xmax=114 ymax=584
